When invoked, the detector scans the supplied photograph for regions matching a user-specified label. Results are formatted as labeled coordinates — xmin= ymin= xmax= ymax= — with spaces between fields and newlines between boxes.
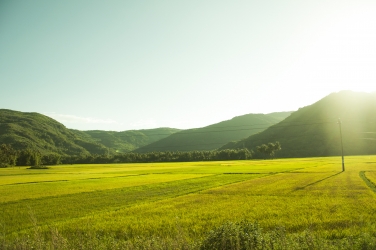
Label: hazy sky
xmin=1 ymin=1 xmax=375 ymax=131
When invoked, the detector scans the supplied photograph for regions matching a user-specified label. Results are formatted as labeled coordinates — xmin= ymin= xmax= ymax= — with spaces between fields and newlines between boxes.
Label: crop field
xmin=1 ymin=156 xmax=376 ymax=249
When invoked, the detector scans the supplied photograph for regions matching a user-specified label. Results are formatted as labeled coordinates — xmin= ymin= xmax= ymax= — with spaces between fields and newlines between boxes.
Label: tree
xmin=17 ymin=148 xmax=33 ymax=166
xmin=41 ymin=153 xmax=61 ymax=165
xmin=256 ymin=141 xmax=281 ymax=159
xmin=266 ymin=141 xmax=281 ymax=158
xmin=0 ymin=144 xmax=17 ymax=167
xmin=256 ymin=144 xmax=268 ymax=158
xmin=30 ymin=149 xmax=42 ymax=166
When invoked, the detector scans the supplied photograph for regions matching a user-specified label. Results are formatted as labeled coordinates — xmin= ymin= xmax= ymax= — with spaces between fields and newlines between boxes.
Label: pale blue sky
xmin=1 ymin=0 xmax=375 ymax=131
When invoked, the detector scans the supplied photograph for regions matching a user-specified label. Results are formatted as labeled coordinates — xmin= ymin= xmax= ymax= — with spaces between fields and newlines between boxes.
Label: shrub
xmin=200 ymin=220 xmax=263 ymax=250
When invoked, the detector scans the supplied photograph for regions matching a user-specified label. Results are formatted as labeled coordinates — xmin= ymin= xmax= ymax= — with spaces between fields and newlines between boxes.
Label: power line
xmin=5 ymin=119 xmax=373 ymax=140
xmin=133 ymin=132 xmax=336 ymax=151
xmin=111 ymin=121 xmax=339 ymax=138
xmin=2 ymin=119 xmax=375 ymax=146
xmin=133 ymin=125 xmax=376 ymax=152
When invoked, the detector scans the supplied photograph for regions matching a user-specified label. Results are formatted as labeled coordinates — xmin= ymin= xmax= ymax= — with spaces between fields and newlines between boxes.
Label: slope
xmin=221 ymin=91 xmax=376 ymax=157
xmin=134 ymin=112 xmax=292 ymax=153
xmin=76 ymin=128 xmax=181 ymax=153
xmin=0 ymin=109 xmax=108 ymax=155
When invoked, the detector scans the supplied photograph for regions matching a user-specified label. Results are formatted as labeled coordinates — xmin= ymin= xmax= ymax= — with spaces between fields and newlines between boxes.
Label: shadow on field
xmin=293 ymin=171 xmax=343 ymax=191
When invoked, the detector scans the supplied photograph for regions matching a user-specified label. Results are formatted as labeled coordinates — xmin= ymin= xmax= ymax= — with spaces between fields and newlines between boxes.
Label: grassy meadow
xmin=1 ymin=156 xmax=376 ymax=249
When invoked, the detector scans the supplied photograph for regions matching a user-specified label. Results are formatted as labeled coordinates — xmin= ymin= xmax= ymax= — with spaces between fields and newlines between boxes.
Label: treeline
xmin=0 ymin=143 xmax=253 ymax=166
xmin=255 ymin=141 xmax=281 ymax=158
xmin=0 ymin=144 xmax=61 ymax=167
xmin=64 ymin=148 xmax=253 ymax=164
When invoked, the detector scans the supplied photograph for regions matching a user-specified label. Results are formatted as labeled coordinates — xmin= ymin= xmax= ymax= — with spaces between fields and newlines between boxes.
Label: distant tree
xmin=256 ymin=141 xmax=281 ymax=159
xmin=41 ymin=153 xmax=61 ymax=165
xmin=0 ymin=144 xmax=17 ymax=167
xmin=238 ymin=148 xmax=253 ymax=160
xmin=17 ymin=148 xmax=33 ymax=166
xmin=256 ymin=144 xmax=268 ymax=158
xmin=266 ymin=141 xmax=281 ymax=158
xmin=30 ymin=149 xmax=42 ymax=166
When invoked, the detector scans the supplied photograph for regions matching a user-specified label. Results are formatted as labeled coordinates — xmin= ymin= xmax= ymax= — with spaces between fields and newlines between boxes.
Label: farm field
xmin=1 ymin=156 xmax=376 ymax=249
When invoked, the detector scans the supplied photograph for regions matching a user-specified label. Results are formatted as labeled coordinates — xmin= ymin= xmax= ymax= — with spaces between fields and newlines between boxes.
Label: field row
xmin=0 ymin=173 xmax=211 ymax=203
xmin=0 ymin=159 xmax=323 ymax=184
xmin=1 ymin=173 xmax=264 ymax=234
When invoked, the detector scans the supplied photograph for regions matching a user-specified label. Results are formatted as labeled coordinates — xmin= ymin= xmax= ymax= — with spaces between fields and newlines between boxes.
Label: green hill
xmin=75 ymin=128 xmax=181 ymax=153
xmin=134 ymin=112 xmax=292 ymax=153
xmin=0 ymin=109 xmax=180 ymax=156
xmin=221 ymin=91 xmax=376 ymax=157
xmin=0 ymin=109 xmax=107 ymax=156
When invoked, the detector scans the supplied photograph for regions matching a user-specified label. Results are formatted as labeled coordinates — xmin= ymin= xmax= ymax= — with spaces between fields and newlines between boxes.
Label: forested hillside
xmin=0 ymin=109 xmax=179 ymax=156
xmin=221 ymin=91 xmax=376 ymax=157
xmin=134 ymin=112 xmax=292 ymax=153
xmin=0 ymin=109 xmax=108 ymax=156
xmin=75 ymin=128 xmax=180 ymax=153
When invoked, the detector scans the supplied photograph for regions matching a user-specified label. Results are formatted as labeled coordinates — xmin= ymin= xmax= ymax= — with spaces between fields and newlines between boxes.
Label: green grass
xmin=1 ymin=173 xmax=264 ymax=234
xmin=1 ymin=156 xmax=376 ymax=249
xmin=0 ymin=173 xmax=217 ymax=202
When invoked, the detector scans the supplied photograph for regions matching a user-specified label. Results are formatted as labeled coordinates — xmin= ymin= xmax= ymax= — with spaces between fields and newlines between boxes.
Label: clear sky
xmin=1 ymin=1 xmax=375 ymax=131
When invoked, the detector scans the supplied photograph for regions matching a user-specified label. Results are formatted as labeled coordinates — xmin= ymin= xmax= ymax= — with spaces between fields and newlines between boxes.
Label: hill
xmin=0 ymin=109 xmax=180 ymax=156
xmin=134 ymin=112 xmax=292 ymax=153
xmin=75 ymin=128 xmax=181 ymax=153
xmin=0 ymin=109 xmax=108 ymax=156
xmin=220 ymin=91 xmax=376 ymax=157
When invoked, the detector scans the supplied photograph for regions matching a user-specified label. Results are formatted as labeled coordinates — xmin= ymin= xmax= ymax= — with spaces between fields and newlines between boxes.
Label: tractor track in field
xmin=359 ymin=171 xmax=376 ymax=193
xmin=0 ymin=173 xmax=266 ymax=234
xmin=0 ymin=173 xmax=150 ymax=186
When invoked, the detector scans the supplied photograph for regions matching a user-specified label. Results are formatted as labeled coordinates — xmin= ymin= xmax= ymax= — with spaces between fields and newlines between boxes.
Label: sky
xmin=1 ymin=1 xmax=376 ymax=131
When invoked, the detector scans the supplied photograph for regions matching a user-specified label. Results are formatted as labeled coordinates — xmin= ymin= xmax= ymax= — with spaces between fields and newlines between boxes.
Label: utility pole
xmin=338 ymin=118 xmax=345 ymax=172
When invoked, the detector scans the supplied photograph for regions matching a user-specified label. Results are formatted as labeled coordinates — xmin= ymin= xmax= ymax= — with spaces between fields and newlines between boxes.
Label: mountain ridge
xmin=221 ymin=91 xmax=376 ymax=157
xmin=134 ymin=112 xmax=292 ymax=153
xmin=5 ymin=90 xmax=374 ymax=159
xmin=0 ymin=109 xmax=180 ymax=155
xmin=0 ymin=109 xmax=107 ymax=155
xmin=74 ymin=128 xmax=181 ymax=153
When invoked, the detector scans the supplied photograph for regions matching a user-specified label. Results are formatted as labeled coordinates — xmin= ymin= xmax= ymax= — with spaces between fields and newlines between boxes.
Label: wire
xmin=134 ymin=132 xmax=336 ymax=151
xmin=2 ymin=119 xmax=375 ymax=152
xmin=110 ymin=121 xmax=339 ymax=138
xmin=0 ymin=120 xmax=339 ymax=138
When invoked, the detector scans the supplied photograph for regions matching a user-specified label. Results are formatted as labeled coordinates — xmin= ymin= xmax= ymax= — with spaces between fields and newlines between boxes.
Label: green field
xmin=1 ymin=156 xmax=376 ymax=249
